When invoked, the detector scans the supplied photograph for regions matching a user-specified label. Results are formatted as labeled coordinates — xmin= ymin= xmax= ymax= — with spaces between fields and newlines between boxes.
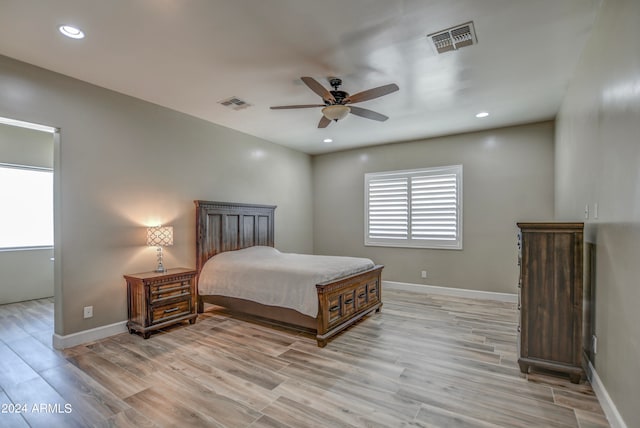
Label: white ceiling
xmin=0 ymin=0 xmax=602 ymax=154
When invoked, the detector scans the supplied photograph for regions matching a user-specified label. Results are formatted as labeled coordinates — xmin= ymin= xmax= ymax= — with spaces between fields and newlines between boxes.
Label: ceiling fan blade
xmin=318 ymin=115 xmax=332 ymax=128
xmin=349 ymin=106 xmax=389 ymax=121
xmin=270 ymin=104 xmax=325 ymax=109
xmin=301 ymin=76 xmax=336 ymax=103
xmin=345 ymin=83 xmax=399 ymax=104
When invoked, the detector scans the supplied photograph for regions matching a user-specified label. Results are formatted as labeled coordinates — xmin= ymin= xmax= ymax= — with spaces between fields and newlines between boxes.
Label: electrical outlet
xmin=592 ymin=335 xmax=597 ymax=354
xmin=83 ymin=306 xmax=93 ymax=319
xmin=421 ymin=270 xmax=427 ymax=279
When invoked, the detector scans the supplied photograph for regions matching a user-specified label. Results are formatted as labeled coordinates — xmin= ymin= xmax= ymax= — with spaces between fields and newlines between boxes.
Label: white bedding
xmin=197 ymin=246 xmax=375 ymax=317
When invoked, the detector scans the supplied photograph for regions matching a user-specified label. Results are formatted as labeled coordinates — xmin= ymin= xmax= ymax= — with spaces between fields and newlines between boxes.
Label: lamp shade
xmin=322 ymin=105 xmax=350 ymax=121
xmin=146 ymin=226 xmax=173 ymax=247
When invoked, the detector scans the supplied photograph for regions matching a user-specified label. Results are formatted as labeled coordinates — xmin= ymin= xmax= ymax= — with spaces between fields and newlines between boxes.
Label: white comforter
xmin=198 ymin=246 xmax=375 ymax=317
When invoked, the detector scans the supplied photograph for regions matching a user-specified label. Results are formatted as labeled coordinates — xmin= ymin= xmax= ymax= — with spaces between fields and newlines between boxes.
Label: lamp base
xmin=154 ymin=247 xmax=167 ymax=273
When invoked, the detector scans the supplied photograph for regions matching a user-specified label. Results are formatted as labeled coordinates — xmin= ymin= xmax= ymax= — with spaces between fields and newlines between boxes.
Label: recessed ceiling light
xmin=59 ymin=25 xmax=85 ymax=39
xmin=323 ymin=138 xmax=333 ymax=143
xmin=475 ymin=112 xmax=489 ymax=118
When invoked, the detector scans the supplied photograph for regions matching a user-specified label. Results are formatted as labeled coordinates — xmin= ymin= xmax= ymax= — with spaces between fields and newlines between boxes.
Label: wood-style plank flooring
xmin=0 ymin=290 xmax=610 ymax=427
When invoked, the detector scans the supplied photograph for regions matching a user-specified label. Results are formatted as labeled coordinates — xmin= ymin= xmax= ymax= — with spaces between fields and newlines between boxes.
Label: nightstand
xmin=124 ymin=268 xmax=197 ymax=339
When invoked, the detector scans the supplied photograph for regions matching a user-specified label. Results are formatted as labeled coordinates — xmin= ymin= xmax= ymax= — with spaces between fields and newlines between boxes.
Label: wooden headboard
xmin=194 ymin=201 xmax=276 ymax=273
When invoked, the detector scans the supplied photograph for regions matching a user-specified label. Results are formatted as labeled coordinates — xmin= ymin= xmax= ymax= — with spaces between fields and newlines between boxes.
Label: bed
xmin=195 ymin=200 xmax=383 ymax=347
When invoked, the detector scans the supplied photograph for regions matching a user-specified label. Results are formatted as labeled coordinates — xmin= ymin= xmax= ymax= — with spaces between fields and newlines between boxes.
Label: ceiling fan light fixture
xmin=322 ymin=105 xmax=350 ymax=121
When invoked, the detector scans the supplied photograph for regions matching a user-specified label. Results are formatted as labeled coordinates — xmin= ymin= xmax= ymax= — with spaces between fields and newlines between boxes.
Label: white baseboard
xmin=586 ymin=360 xmax=628 ymax=428
xmin=384 ymin=280 xmax=517 ymax=303
xmin=52 ymin=320 xmax=127 ymax=350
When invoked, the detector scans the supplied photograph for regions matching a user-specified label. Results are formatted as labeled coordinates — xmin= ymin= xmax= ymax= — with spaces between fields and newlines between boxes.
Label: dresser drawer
xmin=150 ymin=298 xmax=192 ymax=325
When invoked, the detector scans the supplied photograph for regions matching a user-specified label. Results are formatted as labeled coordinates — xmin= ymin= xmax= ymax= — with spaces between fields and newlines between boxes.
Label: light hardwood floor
xmin=0 ymin=290 xmax=609 ymax=427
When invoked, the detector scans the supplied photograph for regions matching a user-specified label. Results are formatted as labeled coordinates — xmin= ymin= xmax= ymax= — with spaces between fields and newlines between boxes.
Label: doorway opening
xmin=0 ymin=116 xmax=58 ymax=346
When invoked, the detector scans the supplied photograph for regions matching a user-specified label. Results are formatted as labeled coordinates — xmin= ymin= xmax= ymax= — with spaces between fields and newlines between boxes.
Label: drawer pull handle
xmin=358 ymin=292 xmax=366 ymax=298
xmin=369 ymin=288 xmax=377 ymax=293
xmin=345 ymin=298 xmax=354 ymax=304
xmin=152 ymin=285 xmax=190 ymax=296
xmin=329 ymin=305 xmax=340 ymax=312
xmin=164 ymin=307 xmax=180 ymax=314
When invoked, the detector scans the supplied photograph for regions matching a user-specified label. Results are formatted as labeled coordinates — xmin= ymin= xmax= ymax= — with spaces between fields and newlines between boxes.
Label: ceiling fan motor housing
xmin=327 ymin=77 xmax=349 ymax=104
xmin=328 ymin=90 xmax=349 ymax=105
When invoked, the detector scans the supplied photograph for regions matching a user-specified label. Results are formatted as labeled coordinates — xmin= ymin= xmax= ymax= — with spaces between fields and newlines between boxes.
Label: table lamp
xmin=146 ymin=225 xmax=173 ymax=272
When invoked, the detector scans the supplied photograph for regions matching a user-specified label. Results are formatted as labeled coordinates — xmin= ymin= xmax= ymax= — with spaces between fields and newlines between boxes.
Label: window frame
xmin=364 ymin=165 xmax=463 ymax=250
xmin=0 ymin=163 xmax=54 ymax=251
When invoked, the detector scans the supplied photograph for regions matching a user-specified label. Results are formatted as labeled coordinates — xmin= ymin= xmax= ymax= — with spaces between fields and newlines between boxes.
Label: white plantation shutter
xmin=411 ymin=173 xmax=458 ymax=241
xmin=365 ymin=165 xmax=462 ymax=249
xmin=367 ymin=177 xmax=408 ymax=240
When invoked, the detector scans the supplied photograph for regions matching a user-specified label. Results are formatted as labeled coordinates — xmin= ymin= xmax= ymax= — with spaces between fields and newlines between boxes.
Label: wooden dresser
xmin=124 ymin=268 xmax=197 ymax=339
xmin=517 ymin=222 xmax=585 ymax=383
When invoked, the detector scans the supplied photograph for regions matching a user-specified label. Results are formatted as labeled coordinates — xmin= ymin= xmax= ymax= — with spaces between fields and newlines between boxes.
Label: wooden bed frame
xmin=194 ymin=200 xmax=383 ymax=347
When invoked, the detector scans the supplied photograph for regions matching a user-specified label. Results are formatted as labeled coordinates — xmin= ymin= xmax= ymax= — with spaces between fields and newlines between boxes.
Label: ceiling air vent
xmin=218 ymin=96 xmax=251 ymax=111
xmin=427 ymin=21 xmax=477 ymax=54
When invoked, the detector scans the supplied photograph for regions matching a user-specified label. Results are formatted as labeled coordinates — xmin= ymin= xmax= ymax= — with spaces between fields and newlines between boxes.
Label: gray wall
xmin=0 ymin=249 xmax=53 ymax=304
xmin=0 ymin=55 xmax=313 ymax=336
xmin=0 ymin=123 xmax=54 ymax=304
xmin=555 ymin=0 xmax=639 ymax=425
xmin=313 ymin=121 xmax=555 ymax=294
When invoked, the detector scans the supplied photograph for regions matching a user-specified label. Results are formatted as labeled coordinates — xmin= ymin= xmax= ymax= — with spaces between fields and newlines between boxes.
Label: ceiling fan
xmin=270 ymin=76 xmax=399 ymax=128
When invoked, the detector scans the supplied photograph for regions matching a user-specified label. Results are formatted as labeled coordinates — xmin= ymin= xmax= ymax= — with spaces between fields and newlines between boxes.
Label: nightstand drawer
xmin=151 ymin=281 xmax=191 ymax=303
xmin=151 ymin=299 xmax=192 ymax=324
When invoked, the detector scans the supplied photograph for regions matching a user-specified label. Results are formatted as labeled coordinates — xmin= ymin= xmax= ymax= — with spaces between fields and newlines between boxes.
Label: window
xmin=0 ymin=164 xmax=53 ymax=249
xmin=365 ymin=165 xmax=462 ymax=249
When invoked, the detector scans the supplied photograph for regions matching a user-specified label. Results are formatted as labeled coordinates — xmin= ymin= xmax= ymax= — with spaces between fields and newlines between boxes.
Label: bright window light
xmin=0 ymin=165 xmax=53 ymax=249
xmin=323 ymin=138 xmax=333 ymax=143
xmin=59 ymin=25 xmax=85 ymax=39
xmin=475 ymin=112 xmax=489 ymax=118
